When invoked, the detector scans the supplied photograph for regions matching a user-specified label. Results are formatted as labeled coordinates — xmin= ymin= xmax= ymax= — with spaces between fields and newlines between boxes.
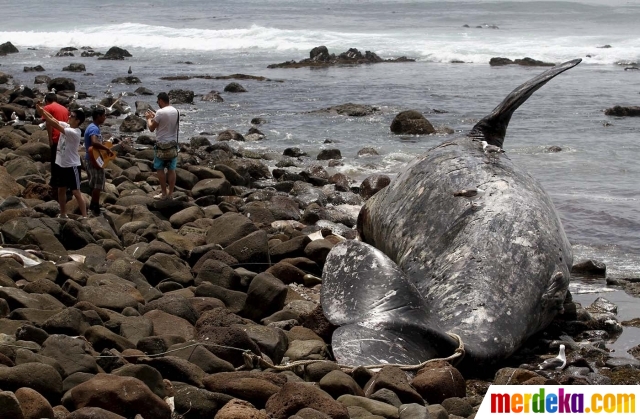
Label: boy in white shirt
xmin=36 ymin=102 xmax=88 ymax=218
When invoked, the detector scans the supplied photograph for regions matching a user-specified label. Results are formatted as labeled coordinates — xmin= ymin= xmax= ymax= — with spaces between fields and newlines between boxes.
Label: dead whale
xmin=321 ymin=59 xmax=580 ymax=370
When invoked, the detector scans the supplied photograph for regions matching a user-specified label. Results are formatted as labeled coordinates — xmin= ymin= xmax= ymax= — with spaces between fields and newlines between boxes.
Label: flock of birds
xmin=5 ymin=84 xmax=132 ymax=128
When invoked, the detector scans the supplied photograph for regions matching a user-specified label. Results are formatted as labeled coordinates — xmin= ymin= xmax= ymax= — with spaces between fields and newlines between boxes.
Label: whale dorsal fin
xmin=469 ymin=58 xmax=581 ymax=148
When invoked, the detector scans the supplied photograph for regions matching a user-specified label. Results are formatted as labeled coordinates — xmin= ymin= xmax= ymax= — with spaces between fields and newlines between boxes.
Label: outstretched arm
xmin=36 ymin=103 xmax=67 ymax=134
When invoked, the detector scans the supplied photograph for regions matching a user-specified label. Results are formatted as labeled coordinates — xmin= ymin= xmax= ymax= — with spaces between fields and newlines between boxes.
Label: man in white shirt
xmin=145 ymin=92 xmax=179 ymax=200
xmin=36 ymin=103 xmax=88 ymax=218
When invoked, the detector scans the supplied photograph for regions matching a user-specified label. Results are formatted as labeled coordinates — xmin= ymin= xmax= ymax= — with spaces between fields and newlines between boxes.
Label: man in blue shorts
xmin=145 ymin=92 xmax=179 ymax=200
xmin=84 ymin=108 xmax=107 ymax=216
xmin=36 ymin=103 xmax=87 ymax=218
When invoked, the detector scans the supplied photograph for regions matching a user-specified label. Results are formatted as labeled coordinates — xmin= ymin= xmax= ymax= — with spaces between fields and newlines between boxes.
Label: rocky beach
xmin=1 ymin=36 xmax=640 ymax=418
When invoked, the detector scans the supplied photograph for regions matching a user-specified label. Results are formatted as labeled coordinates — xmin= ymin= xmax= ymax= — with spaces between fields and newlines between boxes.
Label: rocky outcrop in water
xmin=390 ymin=110 xmax=435 ymax=135
xmin=604 ymin=106 xmax=640 ymax=117
xmin=268 ymin=46 xmax=415 ymax=69
xmin=0 ymin=41 xmax=19 ymax=55
xmin=99 ymin=46 xmax=133 ymax=60
xmin=490 ymin=57 xmax=555 ymax=67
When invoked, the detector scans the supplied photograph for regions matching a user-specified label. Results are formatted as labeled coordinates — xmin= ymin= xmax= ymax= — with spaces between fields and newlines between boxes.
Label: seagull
xmin=481 ymin=140 xmax=505 ymax=157
xmin=73 ymin=92 xmax=79 ymax=100
xmin=453 ymin=188 xmax=485 ymax=208
xmin=8 ymin=112 xmax=24 ymax=126
xmin=538 ymin=344 xmax=566 ymax=371
xmin=50 ymin=87 xmax=56 ymax=94
xmin=104 ymin=96 xmax=123 ymax=115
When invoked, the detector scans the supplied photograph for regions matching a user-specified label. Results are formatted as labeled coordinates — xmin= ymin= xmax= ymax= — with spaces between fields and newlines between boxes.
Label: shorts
xmin=57 ymin=165 xmax=81 ymax=191
xmin=86 ymin=164 xmax=105 ymax=190
xmin=153 ymin=156 xmax=177 ymax=171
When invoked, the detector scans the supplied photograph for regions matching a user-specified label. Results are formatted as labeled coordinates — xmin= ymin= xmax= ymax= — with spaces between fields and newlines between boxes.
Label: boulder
xmin=390 ymin=110 xmax=435 ymax=135
xmin=62 ymin=374 xmax=171 ymax=418
xmin=266 ymin=382 xmax=349 ymax=419
xmin=99 ymin=46 xmax=132 ymax=60
xmin=411 ymin=361 xmax=465 ymax=405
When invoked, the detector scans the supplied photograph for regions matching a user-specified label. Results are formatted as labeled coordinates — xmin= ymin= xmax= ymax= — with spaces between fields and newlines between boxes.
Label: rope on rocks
xmin=242 ymin=332 xmax=465 ymax=373
xmin=1 ymin=334 xmax=464 ymax=372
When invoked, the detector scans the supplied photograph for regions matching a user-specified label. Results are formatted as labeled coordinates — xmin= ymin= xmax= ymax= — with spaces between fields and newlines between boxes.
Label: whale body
xmin=321 ymin=59 xmax=579 ymax=370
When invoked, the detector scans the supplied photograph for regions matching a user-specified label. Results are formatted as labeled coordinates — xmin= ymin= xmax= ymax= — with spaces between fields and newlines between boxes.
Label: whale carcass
xmin=321 ymin=59 xmax=580 ymax=369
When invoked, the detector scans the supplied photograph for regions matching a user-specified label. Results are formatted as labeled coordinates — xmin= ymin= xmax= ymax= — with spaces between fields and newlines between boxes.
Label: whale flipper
xmin=469 ymin=58 xmax=582 ymax=148
xmin=321 ymin=241 xmax=458 ymax=366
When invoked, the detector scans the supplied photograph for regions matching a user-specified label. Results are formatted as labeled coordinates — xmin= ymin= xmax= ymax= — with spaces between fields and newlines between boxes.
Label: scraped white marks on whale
xmin=512 ymin=237 xmax=533 ymax=247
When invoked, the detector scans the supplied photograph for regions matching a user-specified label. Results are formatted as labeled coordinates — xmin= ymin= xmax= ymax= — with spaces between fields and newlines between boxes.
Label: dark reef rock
xmin=604 ymin=106 xmax=640 ymax=117
xmin=268 ymin=46 xmax=415 ymax=69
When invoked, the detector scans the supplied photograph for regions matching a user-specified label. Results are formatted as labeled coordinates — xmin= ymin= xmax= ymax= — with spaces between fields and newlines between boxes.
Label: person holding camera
xmin=145 ymin=92 xmax=179 ymax=200
xmin=36 ymin=102 xmax=87 ymax=218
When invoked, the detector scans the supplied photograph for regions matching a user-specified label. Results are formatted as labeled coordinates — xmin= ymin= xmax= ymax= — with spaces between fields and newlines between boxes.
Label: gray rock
xmin=111 ymin=364 xmax=167 ymax=399
xmin=240 ymin=272 xmax=288 ymax=321
xmin=319 ymin=369 xmax=364 ymax=399
xmin=173 ymin=382 xmax=234 ymax=418
xmin=442 ymin=397 xmax=474 ymax=417
xmin=41 ymin=334 xmax=99 ymax=377
xmin=399 ymin=403 xmax=430 ymax=419
xmin=337 ymin=394 xmax=399 ymax=418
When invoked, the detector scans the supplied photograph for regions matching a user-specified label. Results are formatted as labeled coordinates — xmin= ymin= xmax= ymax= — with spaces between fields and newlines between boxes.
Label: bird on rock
xmin=538 ymin=344 xmax=566 ymax=371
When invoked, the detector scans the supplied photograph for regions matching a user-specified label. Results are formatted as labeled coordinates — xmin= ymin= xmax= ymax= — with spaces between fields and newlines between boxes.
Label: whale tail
xmin=321 ymin=240 xmax=459 ymax=367
xmin=469 ymin=58 xmax=581 ymax=148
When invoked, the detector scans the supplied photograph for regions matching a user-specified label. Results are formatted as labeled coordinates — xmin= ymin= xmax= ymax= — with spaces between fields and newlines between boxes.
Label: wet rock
xmin=224 ymin=82 xmax=247 ymax=93
xmin=111 ymin=76 xmax=141 ymax=84
xmin=604 ymin=106 xmax=640 ymax=117
xmin=390 ymin=110 xmax=435 ymax=135
xmin=63 ymin=63 xmax=86 ymax=72
xmin=268 ymin=46 xmax=413 ymax=69
xmin=0 ymin=41 xmax=19 ymax=55
xmin=216 ymin=129 xmax=245 ymax=142
xmin=99 ymin=46 xmax=132 ymax=60
xmin=317 ymin=149 xmax=342 ymax=160
xmin=360 ymin=174 xmax=391 ymax=200
xmin=572 ymin=259 xmax=606 ymax=276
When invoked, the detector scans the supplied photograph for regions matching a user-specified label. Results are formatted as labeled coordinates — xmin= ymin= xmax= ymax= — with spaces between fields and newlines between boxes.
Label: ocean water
xmin=1 ymin=2 xmax=639 ymax=298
